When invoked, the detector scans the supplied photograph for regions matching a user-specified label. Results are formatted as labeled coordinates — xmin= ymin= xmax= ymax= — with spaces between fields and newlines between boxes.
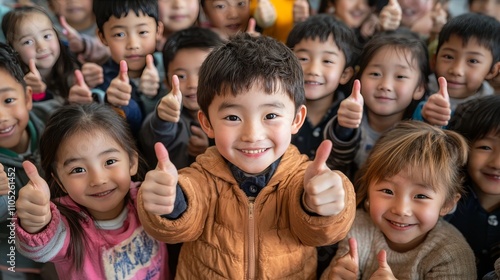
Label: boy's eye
xmin=176 ymin=74 xmax=186 ymax=80
xmin=468 ymin=58 xmax=479 ymax=64
xmin=323 ymin=59 xmax=334 ymax=64
xmin=237 ymin=1 xmax=247 ymax=7
xmin=43 ymin=33 xmax=53 ymax=40
xmin=414 ymin=194 xmax=429 ymax=199
xmin=442 ymin=54 xmax=453 ymax=60
xmin=113 ymin=32 xmax=125 ymax=38
xmin=4 ymin=98 xmax=15 ymax=104
xmin=368 ymin=72 xmax=381 ymax=77
xmin=297 ymin=57 xmax=309 ymax=62
xmin=380 ymin=189 xmax=393 ymax=195
xmin=265 ymin=113 xmax=277 ymax=120
xmin=70 ymin=167 xmax=86 ymax=174
xmin=396 ymin=75 xmax=408 ymax=79
xmin=477 ymin=145 xmax=492 ymax=151
xmin=105 ymin=159 xmax=117 ymax=165
xmin=214 ymin=4 xmax=225 ymax=9
xmin=139 ymin=30 xmax=149 ymax=36
xmin=224 ymin=115 xmax=240 ymax=121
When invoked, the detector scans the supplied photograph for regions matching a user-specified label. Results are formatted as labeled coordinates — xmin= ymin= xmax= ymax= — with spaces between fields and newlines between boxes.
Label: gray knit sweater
xmin=321 ymin=209 xmax=477 ymax=280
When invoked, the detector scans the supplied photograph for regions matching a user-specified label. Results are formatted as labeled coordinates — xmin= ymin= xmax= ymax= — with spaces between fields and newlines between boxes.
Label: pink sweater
xmin=16 ymin=183 xmax=170 ymax=280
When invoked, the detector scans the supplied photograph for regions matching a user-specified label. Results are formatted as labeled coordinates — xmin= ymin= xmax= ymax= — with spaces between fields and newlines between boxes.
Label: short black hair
xmin=437 ymin=13 xmax=500 ymax=67
xmin=286 ymin=14 xmax=360 ymax=69
xmin=162 ymin=26 xmax=223 ymax=76
xmin=198 ymin=33 xmax=305 ymax=118
xmin=93 ymin=0 xmax=159 ymax=33
xmin=0 ymin=42 xmax=26 ymax=88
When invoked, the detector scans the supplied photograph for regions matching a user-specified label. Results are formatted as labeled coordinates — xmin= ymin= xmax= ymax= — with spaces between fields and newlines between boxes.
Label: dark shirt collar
xmin=228 ymin=157 xmax=282 ymax=197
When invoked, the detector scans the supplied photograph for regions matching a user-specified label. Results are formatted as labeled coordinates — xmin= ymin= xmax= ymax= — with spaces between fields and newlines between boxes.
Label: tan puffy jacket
xmin=138 ymin=145 xmax=356 ymax=279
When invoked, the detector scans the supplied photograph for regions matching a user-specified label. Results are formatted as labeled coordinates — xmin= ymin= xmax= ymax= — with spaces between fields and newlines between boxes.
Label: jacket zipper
xmin=247 ymin=198 xmax=256 ymax=280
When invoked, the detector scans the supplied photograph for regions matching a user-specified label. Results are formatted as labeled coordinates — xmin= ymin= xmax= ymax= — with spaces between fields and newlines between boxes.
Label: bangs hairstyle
xmin=437 ymin=13 xmax=500 ymax=66
xmin=93 ymin=0 xmax=159 ymax=32
xmin=197 ymin=32 xmax=305 ymax=117
xmin=448 ymin=95 xmax=500 ymax=142
xmin=355 ymin=121 xmax=468 ymax=208
xmin=0 ymin=42 xmax=26 ymax=88
xmin=286 ymin=14 xmax=361 ymax=68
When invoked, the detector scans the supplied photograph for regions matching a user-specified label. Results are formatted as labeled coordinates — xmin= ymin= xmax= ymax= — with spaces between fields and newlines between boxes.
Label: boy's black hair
xmin=197 ymin=33 xmax=305 ymax=118
xmin=286 ymin=14 xmax=361 ymax=69
xmin=437 ymin=13 xmax=500 ymax=67
xmin=93 ymin=0 xmax=159 ymax=33
xmin=448 ymin=95 xmax=500 ymax=143
xmin=162 ymin=26 xmax=223 ymax=76
xmin=0 ymin=42 xmax=27 ymax=88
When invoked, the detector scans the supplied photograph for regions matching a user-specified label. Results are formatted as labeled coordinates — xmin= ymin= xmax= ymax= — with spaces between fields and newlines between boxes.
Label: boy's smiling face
xmin=435 ymin=35 xmax=498 ymax=99
xmin=98 ymin=11 xmax=163 ymax=77
xmin=198 ymin=82 xmax=306 ymax=175
xmin=0 ymin=68 xmax=32 ymax=154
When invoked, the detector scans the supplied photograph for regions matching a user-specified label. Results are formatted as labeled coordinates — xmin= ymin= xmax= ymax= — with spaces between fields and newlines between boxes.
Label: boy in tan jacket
xmin=138 ymin=33 xmax=356 ymax=279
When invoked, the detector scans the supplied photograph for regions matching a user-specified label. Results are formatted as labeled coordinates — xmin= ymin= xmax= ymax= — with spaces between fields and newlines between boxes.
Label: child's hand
xmin=330 ymin=238 xmax=359 ymax=278
xmin=369 ymin=250 xmax=397 ymax=280
xmin=68 ymin=69 xmax=92 ymax=104
xmin=379 ymin=0 xmax=402 ymax=31
xmin=246 ymin=18 xmax=261 ymax=37
xmin=188 ymin=125 xmax=209 ymax=157
xmin=253 ymin=0 xmax=277 ymax=28
xmin=0 ymin=163 xmax=8 ymax=196
xmin=293 ymin=0 xmax=309 ymax=23
xmin=422 ymin=76 xmax=450 ymax=126
xmin=142 ymin=143 xmax=179 ymax=216
xmin=16 ymin=161 xmax=51 ymax=234
xmin=157 ymin=75 xmax=182 ymax=122
xmin=107 ymin=60 xmax=132 ymax=107
xmin=59 ymin=16 xmax=84 ymax=55
xmin=338 ymin=79 xmax=363 ymax=128
xmin=24 ymin=59 xmax=46 ymax=93
xmin=303 ymin=140 xmax=345 ymax=216
xmin=81 ymin=62 xmax=104 ymax=88
xmin=430 ymin=2 xmax=447 ymax=34
xmin=139 ymin=54 xmax=160 ymax=97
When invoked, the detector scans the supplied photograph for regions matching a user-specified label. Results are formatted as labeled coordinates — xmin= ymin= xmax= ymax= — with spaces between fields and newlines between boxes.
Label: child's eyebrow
xmin=0 ymin=87 xmax=17 ymax=94
xmin=110 ymin=23 xmax=150 ymax=30
xmin=17 ymin=28 xmax=53 ymax=41
xmin=218 ymin=101 xmax=285 ymax=111
xmin=294 ymin=48 xmax=340 ymax=56
xmin=62 ymin=148 xmax=121 ymax=167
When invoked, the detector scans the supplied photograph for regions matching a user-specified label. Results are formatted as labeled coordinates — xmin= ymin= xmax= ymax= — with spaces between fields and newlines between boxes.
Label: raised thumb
xmin=154 ymin=142 xmax=172 ymax=172
xmin=74 ymin=69 xmax=88 ymax=88
xmin=437 ymin=76 xmax=449 ymax=101
xmin=350 ymin=79 xmax=363 ymax=105
xmin=119 ymin=60 xmax=129 ymax=82
xmin=22 ymin=161 xmax=50 ymax=197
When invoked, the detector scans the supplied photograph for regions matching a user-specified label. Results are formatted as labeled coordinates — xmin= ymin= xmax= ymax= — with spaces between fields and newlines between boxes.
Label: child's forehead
xmin=106 ymin=11 xmax=156 ymax=26
xmin=440 ymin=35 xmax=492 ymax=54
xmin=0 ymin=69 xmax=25 ymax=93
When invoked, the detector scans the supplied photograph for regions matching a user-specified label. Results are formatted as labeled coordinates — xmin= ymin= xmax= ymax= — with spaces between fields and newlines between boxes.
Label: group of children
xmin=0 ymin=0 xmax=499 ymax=279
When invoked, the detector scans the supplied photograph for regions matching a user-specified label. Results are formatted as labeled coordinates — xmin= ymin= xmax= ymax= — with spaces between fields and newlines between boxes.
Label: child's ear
xmin=485 ymin=61 xmax=500 ymax=80
xmin=412 ymin=83 xmax=426 ymax=100
xmin=291 ymin=104 xmax=307 ymax=134
xmin=156 ymin=21 xmax=164 ymax=42
xmin=25 ymin=86 xmax=33 ymax=111
xmin=198 ymin=110 xmax=215 ymax=138
xmin=129 ymin=151 xmax=139 ymax=176
xmin=339 ymin=66 xmax=354 ymax=85
xmin=97 ymin=30 xmax=108 ymax=46
xmin=439 ymin=193 xmax=461 ymax=216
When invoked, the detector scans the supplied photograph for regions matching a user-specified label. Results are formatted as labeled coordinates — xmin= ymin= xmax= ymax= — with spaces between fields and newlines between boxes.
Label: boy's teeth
xmin=390 ymin=221 xmax=409 ymax=227
xmin=242 ymin=149 xmax=266 ymax=154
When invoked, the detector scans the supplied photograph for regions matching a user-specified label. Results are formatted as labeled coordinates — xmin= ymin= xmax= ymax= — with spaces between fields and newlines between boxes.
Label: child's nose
xmin=241 ymin=121 xmax=265 ymax=142
xmin=448 ymin=60 xmax=465 ymax=77
xmin=390 ymin=197 xmax=412 ymax=217
xmin=89 ymin=169 xmax=108 ymax=187
xmin=126 ymin=35 xmax=140 ymax=50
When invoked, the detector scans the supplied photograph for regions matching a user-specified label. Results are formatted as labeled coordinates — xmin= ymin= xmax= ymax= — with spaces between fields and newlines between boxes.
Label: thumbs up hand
xmin=338 ymin=79 xmax=364 ymax=128
xmin=379 ymin=0 xmax=402 ymax=31
xmin=157 ymin=75 xmax=182 ymax=122
xmin=253 ymin=0 xmax=277 ymax=28
xmin=188 ymin=125 xmax=209 ymax=158
xmin=59 ymin=15 xmax=85 ymax=54
xmin=293 ymin=0 xmax=310 ymax=23
xmin=303 ymin=140 xmax=346 ymax=216
xmin=81 ymin=62 xmax=104 ymax=88
xmin=422 ymin=76 xmax=451 ymax=126
xmin=0 ymin=164 xmax=8 ymax=196
xmin=139 ymin=54 xmax=160 ymax=97
xmin=68 ymin=69 xmax=92 ymax=104
xmin=430 ymin=2 xmax=448 ymax=34
xmin=16 ymin=161 xmax=52 ymax=234
xmin=369 ymin=250 xmax=397 ymax=280
xmin=24 ymin=58 xmax=46 ymax=93
xmin=141 ymin=143 xmax=179 ymax=216
xmin=107 ymin=60 xmax=132 ymax=107
xmin=245 ymin=18 xmax=261 ymax=37
xmin=330 ymin=238 xmax=359 ymax=278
